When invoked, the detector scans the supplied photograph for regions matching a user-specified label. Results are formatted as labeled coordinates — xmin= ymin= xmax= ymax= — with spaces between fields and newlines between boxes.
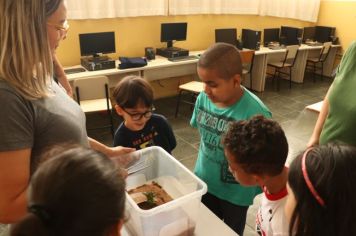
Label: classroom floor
xmin=0 ymin=74 xmax=332 ymax=236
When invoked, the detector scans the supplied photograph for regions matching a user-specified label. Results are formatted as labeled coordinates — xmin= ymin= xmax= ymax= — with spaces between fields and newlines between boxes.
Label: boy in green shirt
xmin=190 ymin=43 xmax=271 ymax=235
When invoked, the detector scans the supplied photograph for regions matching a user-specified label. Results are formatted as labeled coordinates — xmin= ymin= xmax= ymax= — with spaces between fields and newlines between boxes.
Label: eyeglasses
xmin=47 ymin=20 xmax=70 ymax=33
xmin=122 ymin=107 xmax=154 ymax=121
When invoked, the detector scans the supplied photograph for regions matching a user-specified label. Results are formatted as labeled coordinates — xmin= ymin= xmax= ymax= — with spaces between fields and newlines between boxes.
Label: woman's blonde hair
xmin=0 ymin=0 xmax=62 ymax=99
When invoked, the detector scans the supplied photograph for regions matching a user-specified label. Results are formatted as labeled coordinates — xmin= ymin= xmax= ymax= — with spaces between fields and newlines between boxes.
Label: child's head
xmin=222 ymin=115 xmax=288 ymax=186
xmin=197 ymin=43 xmax=243 ymax=106
xmin=113 ymin=75 xmax=154 ymax=130
xmin=286 ymin=143 xmax=356 ymax=236
xmin=11 ymin=147 xmax=126 ymax=236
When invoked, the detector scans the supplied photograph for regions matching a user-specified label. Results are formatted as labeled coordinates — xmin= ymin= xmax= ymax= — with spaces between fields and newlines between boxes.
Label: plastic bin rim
xmin=125 ymin=146 xmax=208 ymax=216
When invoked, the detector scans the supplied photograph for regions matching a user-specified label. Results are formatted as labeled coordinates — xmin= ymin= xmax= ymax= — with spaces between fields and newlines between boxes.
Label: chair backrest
xmin=73 ymin=75 xmax=109 ymax=101
xmin=286 ymin=45 xmax=299 ymax=60
xmin=320 ymin=42 xmax=332 ymax=61
xmin=240 ymin=50 xmax=255 ymax=73
xmin=284 ymin=45 xmax=299 ymax=66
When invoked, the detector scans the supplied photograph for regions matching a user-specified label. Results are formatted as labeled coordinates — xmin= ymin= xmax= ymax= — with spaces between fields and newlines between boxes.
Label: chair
xmin=267 ymin=45 xmax=299 ymax=90
xmin=306 ymin=42 xmax=332 ymax=82
xmin=73 ymin=75 xmax=114 ymax=137
xmin=174 ymin=81 xmax=204 ymax=118
xmin=240 ymin=50 xmax=255 ymax=90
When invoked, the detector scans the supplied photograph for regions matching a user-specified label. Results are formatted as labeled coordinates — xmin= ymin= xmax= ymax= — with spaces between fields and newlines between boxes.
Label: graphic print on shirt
xmin=196 ymin=107 xmax=239 ymax=184
xmin=256 ymin=205 xmax=269 ymax=236
xmin=131 ymin=127 xmax=158 ymax=150
xmin=256 ymin=185 xmax=288 ymax=236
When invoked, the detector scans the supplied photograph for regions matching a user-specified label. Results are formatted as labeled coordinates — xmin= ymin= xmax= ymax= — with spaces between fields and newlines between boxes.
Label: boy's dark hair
xmin=113 ymin=75 xmax=153 ymax=108
xmin=222 ymin=115 xmax=288 ymax=176
xmin=11 ymin=147 xmax=126 ymax=236
xmin=198 ymin=42 xmax=242 ymax=79
xmin=288 ymin=143 xmax=356 ymax=236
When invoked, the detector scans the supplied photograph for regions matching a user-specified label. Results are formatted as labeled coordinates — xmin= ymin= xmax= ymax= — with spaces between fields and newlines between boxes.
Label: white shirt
xmin=256 ymin=186 xmax=289 ymax=236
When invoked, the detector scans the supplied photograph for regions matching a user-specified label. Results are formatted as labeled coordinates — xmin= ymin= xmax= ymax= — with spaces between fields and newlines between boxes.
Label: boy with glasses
xmin=113 ymin=76 xmax=176 ymax=153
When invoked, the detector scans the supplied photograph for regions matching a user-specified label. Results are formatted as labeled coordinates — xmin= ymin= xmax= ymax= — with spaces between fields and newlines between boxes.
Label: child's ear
xmin=233 ymin=74 xmax=241 ymax=87
xmin=115 ymin=105 xmax=124 ymax=116
xmin=253 ymin=175 xmax=264 ymax=186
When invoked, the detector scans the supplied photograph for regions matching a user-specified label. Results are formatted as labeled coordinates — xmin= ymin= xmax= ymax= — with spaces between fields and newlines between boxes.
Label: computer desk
xmin=65 ymin=51 xmax=203 ymax=88
xmin=65 ymin=45 xmax=340 ymax=93
xmin=246 ymin=44 xmax=341 ymax=92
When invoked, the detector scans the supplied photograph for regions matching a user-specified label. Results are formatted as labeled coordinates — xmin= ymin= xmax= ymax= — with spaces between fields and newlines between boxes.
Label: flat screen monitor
xmin=215 ymin=28 xmax=237 ymax=46
xmin=302 ymin=27 xmax=315 ymax=42
xmin=315 ymin=26 xmax=335 ymax=43
xmin=79 ymin=32 xmax=116 ymax=57
xmin=242 ymin=29 xmax=261 ymax=50
xmin=280 ymin=26 xmax=300 ymax=45
xmin=161 ymin=22 xmax=187 ymax=48
xmin=263 ymin=28 xmax=280 ymax=46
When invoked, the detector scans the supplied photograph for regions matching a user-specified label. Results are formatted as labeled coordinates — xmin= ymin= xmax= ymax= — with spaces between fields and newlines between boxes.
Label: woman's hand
xmin=307 ymin=134 xmax=319 ymax=148
xmin=108 ymin=146 xmax=136 ymax=168
xmin=106 ymin=146 xmax=136 ymax=158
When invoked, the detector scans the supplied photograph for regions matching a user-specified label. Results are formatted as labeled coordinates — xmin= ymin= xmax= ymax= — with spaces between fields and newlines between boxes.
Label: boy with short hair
xmin=113 ymin=75 xmax=176 ymax=153
xmin=190 ymin=43 xmax=272 ymax=235
xmin=223 ymin=115 xmax=289 ymax=236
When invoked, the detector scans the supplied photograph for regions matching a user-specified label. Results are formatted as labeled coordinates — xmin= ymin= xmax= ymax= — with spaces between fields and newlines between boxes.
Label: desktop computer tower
xmin=80 ymin=58 xmax=116 ymax=71
xmin=156 ymin=47 xmax=189 ymax=58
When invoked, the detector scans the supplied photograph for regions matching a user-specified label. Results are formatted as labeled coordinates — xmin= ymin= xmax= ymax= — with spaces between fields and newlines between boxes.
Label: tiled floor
xmin=0 ymin=74 xmax=332 ymax=236
xmin=88 ymin=74 xmax=332 ymax=235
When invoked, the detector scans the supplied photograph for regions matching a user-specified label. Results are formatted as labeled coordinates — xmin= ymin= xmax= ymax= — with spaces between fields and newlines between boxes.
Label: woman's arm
xmin=88 ymin=137 xmax=135 ymax=160
xmin=53 ymin=54 xmax=72 ymax=97
xmin=307 ymin=88 xmax=331 ymax=148
xmin=0 ymin=149 xmax=31 ymax=223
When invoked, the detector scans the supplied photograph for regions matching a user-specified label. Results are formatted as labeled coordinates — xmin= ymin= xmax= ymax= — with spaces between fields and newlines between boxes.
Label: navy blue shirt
xmin=113 ymin=114 xmax=176 ymax=153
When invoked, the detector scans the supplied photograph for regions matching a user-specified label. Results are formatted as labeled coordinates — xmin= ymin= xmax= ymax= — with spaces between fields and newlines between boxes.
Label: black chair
xmin=73 ymin=75 xmax=114 ymax=137
xmin=240 ymin=50 xmax=255 ymax=90
xmin=267 ymin=45 xmax=299 ymax=90
xmin=175 ymin=81 xmax=204 ymax=118
xmin=306 ymin=42 xmax=332 ymax=82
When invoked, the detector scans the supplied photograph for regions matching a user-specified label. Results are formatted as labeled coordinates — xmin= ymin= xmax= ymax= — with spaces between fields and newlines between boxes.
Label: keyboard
xmin=305 ymin=42 xmax=323 ymax=46
xmin=168 ymin=55 xmax=199 ymax=62
xmin=268 ymin=45 xmax=286 ymax=50
xmin=64 ymin=67 xmax=86 ymax=74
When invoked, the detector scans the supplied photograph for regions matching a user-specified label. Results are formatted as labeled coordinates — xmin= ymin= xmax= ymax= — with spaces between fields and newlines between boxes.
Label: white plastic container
xmin=123 ymin=146 xmax=207 ymax=236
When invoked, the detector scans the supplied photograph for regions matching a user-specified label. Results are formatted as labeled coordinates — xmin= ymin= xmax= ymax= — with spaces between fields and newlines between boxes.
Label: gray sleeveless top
xmin=0 ymin=80 xmax=88 ymax=173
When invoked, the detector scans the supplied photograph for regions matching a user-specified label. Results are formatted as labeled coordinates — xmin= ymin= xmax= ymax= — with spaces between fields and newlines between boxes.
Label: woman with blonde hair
xmin=0 ymin=0 xmax=133 ymax=223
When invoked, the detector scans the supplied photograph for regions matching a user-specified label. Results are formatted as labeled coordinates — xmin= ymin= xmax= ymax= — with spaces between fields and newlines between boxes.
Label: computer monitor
xmin=315 ymin=26 xmax=335 ymax=43
xmin=302 ymin=27 xmax=315 ymax=43
xmin=280 ymin=26 xmax=300 ymax=45
xmin=215 ymin=28 xmax=237 ymax=46
xmin=161 ymin=22 xmax=187 ymax=48
xmin=263 ymin=28 xmax=280 ymax=46
xmin=241 ymin=29 xmax=261 ymax=50
xmin=79 ymin=32 xmax=116 ymax=58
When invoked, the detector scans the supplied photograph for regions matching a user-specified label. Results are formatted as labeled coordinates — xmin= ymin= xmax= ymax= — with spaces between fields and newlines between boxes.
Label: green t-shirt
xmin=320 ymin=41 xmax=356 ymax=146
xmin=190 ymin=87 xmax=272 ymax=206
